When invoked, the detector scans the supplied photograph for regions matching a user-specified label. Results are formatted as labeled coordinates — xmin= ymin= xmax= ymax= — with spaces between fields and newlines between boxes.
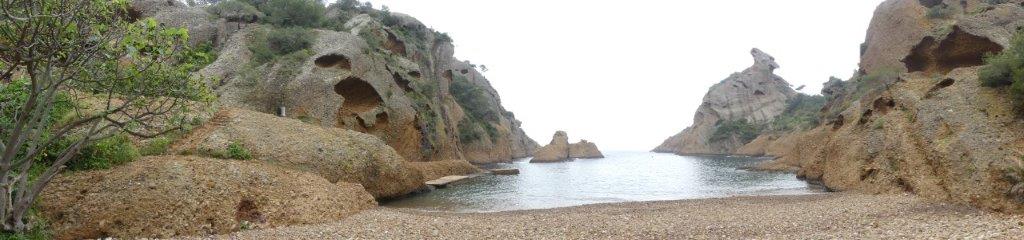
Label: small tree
xmin=0 ymin=0 xmax=208 ymax=232
xmin=258 ymin=0 xmax=325 ymax=28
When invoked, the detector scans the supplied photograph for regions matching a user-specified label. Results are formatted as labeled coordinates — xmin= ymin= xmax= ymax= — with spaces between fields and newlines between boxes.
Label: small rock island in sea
xmin=530 ymin=131 xmax=605 ymax=163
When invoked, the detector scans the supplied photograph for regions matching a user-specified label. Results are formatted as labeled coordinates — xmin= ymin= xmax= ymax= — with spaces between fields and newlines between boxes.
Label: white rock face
xmin=654 ymin=48 xmax=797 ymax=155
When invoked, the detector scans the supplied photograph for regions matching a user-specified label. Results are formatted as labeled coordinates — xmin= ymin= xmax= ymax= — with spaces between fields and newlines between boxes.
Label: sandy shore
xmin=191 ymin=193 xmax=1023 ymax=239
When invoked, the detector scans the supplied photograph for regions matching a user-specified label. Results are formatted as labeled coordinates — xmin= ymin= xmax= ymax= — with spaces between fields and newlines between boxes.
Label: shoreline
xmin=190 ymin=193 xmax=1024 ymax=239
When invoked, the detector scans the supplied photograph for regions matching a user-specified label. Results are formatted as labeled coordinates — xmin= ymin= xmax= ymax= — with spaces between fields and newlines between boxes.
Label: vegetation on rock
xmin=769 ymin=94 xmax=826 ymax=132
xmin=0 ymin=0 xmax=210 ymax=232
xmin=980 ymin=30 xmax=1024 ymax=110
xmin=710 ymin=119 xmax=762 ymax=144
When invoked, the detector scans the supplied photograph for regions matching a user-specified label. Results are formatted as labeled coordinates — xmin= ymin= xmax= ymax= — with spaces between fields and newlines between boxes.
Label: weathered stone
xmin=655 ymin=48 xmax=797 ymax=155
xmin=40 ymin=156 xmax=376 ymax=240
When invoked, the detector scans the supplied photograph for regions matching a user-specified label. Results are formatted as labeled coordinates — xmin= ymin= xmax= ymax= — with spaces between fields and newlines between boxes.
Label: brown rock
xmin=569 ymin=140 xmax=605 ymax=159
xmin=39 ymin=156 xmax=376 ymax=240
xmin=173 ymin=108 xmax=425 ymax=199
xmin=654 ymin=48 xmax=797 ymax=155
xmin=531 ymin=132 xmax=605 ymax=162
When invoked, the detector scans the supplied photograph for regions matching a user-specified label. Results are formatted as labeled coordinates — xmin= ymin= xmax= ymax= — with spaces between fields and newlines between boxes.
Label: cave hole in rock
xmin=872 ymin=97 xmax=896 ymax=114
xmin=460 ymin=69 xmax=469 ymax=74
xmin=902 ymin=27 xmax=1004 ymax=75
xmin=443 ymin=70 xmax=453 ymax=82
xmin=384 ymin=31 xmax=407 ymax=56
xmin=754 ymin=90 xmax=765 ymax=96
xmin=392 ymin=72 xmax=413 ymax=92
xmin=335 ymin=77 xmax=385 ymax=131
xmin=408 ymin=71 xmax=421 ymax=78
xmin=925 ymin=78 xmax=956 ymax=98
xmin=859 ymin=109 xmax=874 ymax=125
xmin=831 ymin=115 xmax=846 ymax=130
xmin=235 ymin=199 xmax=265 ymax=224
xmin=314 ymin=54 xmax=351 ymax=70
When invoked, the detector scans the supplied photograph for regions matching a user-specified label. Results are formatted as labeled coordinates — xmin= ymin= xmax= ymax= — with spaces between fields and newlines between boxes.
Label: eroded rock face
xmin=40 ymin=156 xmax=376 ymax=240
xmin=654 ymin=48 xmax=797 ymax=155
xmin=531 ymin=131 xmax=605 ymax=162
xmin=173 ymin=108 xmax=426 ymax=199
xmin=203 ymin=12 xmax=537 ymax=164
xmin=755 ymin=0 xmax=1024 ymax=212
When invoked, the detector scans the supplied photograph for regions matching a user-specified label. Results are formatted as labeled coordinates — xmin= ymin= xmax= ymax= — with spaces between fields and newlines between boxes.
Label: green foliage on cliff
xmin=244 ymin=0 xmax=325 ymax=28
xmin=249 ymin=27 xmax=316 ymax=65
xmin=980 ymin=30 xmax=1024 ymax=110
xmin=926 ymin=4 xmax=956 ymax=19
xmin=710 ymin=119 xmax=762 ymax=144
xmin=770 ymin=94 xmax=827 ymax=132
xmin=207 ymin=0 xmax=263 ymax=22
xmin=451 ymin=75 xmax=498 ymax=122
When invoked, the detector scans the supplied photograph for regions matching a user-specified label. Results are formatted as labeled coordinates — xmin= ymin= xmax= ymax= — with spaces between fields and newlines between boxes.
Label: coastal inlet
xmin=384 ymin=152 xmax=818 ymax=212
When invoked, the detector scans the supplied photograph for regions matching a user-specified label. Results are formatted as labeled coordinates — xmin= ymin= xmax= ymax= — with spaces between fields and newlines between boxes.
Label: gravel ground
xmin=188 ymin=193 xmax=1024 ymax=239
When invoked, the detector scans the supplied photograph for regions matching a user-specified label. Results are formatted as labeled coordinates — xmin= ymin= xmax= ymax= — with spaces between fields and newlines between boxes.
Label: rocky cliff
xmin=749 ymin=0 xmax=1024 ymax=212
xmin=654 ymin=49 xmax=797 ymax=155
xmin=531 ymin=131 xmax=604 ymax=163
xmin=163 ymin=1 xmax=539 ymax=164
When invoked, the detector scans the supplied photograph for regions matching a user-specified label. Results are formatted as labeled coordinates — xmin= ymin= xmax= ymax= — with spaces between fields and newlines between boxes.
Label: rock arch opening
xmin=315 ymin=54 xmax=352 ymax=70
xmin=335 ymin=77 xmax=383 ymax=115
xmin=902 ymin=27 xmax=1004 ymax=75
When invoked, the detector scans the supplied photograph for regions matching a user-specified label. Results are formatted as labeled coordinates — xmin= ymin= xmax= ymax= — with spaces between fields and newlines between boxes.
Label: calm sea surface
xmin=383 ymin=151 xmax=818 ymax=212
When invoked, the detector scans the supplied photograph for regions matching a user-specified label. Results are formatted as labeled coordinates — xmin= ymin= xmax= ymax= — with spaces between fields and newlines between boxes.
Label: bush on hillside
xmin=68 ymin=134 xmax=141 ymax=171
xmin=206 ymin=0 xmax=263 ymax=22
xmin=249 ymin=27 xmax=316 ymax=65
xmin=258 ymin=0 xmax=325 ymax=28
xmin=980 ymin=30 xmax=1024 ymax=110
xmin=710 ymin=119 xmax=762 ymax=144
xmin=926 ymin=4 xmax=957 ymax=19
xmin=770 ymin=94 xmax=827 ymax=132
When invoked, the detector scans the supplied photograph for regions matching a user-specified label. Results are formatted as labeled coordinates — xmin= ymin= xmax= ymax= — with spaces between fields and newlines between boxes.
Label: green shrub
xmin=257 ymin=0 xmax=325 ymax=28
xmin=770 ymin=94 xmax=826 ymax=132
xmin=68 ymin=134 xmax=140 ymax=171
xmin=249 ymin=27 xmax=316 ymax=65
xmin=457 ymin=122 xmax=482 ymax=143
xmin=710 ymin=119 xmax=762 ymax=143
xmin=226 ymin=141 xmax=253 ymax=160
xmin=139 ymin=137 xmax=174 ymax=156
xmin=926 ymin=4 xmax=956 ymax=19
xmin=450 ymin=75 xmax=498 ymax=122
xmin=979 ymin=30 xmax=1024 ymax=108
xmin=206 ymin=0 xmax=263 ymax=22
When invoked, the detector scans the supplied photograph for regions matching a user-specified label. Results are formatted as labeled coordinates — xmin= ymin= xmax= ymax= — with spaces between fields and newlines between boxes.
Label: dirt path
xmin=188 ymin=193 xmax=1023 ymax=239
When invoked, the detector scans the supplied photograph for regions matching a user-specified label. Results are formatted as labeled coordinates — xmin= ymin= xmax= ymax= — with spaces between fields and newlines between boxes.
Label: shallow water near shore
xmin=384 ymin=151 xmax=818 ymax=212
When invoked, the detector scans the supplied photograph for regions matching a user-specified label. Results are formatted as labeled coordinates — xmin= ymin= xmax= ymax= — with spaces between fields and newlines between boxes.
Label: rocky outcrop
xmin=39 ymin=156 xmax=376 ymax=240
xmin=755 ymin=0 xmax=1024 ymax=212
xmin=569 ymin=140 xmax=605 ymax=159
xmin=197 ymin=6 xmax=537 ymax=164
xmin=173 ymin=108 xmax=426 ymax=199
xmin=531 ymin=131 xmax=604 ymax=163
xmin=655 ymin=49 xmax=797 ymax=155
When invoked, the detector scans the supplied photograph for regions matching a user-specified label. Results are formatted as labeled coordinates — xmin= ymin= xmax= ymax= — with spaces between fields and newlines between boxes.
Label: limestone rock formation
xmin=39 ymin=156 xmax=376 ymax=240
xmin=570 ymin=140 xmax=605 ymax=159
xmin=531 ymin=131 xmax=604 ymax=163
xmin=173 ymin=108 xmax=428 ymax=199
xmin=193 ymin=4 xmax=537 ymax=164
xmin=655 ymin=49 xmax=797 ymax=155
xmin=753 ymin=0 xmax=1024 ymax=212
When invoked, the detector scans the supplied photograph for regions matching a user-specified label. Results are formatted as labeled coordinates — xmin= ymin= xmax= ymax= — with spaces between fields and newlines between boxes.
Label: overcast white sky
xmin=356 ymin=0 xmax=885 ymax=151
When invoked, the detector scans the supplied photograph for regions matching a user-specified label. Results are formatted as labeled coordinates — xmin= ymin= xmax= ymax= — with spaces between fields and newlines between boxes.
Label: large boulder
xmin=39 ymin=156 xmax=376 ymax=240
xmin=531 ymin=131 xmax=571 ymax=163
xmin=654 ymin=48 xmax=797 ymax=155
xmin=569 ymin=140 xmax=605 ymax=159
xmin=173 ymin=108 xmax=425 ymax=199
xmin=531 ymin=131 xmax=605 ymax=162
